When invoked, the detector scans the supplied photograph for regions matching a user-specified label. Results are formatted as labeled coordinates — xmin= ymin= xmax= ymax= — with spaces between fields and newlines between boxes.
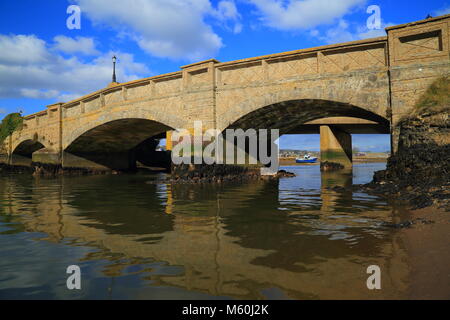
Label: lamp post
xmin=112 ymin=55 xmax=117 ymax=83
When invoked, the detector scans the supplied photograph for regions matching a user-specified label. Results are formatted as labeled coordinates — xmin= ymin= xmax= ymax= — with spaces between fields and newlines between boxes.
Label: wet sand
xmin=401 ymin=205 xmax=450 ymax=299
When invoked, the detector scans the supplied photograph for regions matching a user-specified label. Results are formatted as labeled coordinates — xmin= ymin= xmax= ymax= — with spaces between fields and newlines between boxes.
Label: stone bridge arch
xmin=218 ymin=91 xmax=390 ymax=170
xmin=217 ymin=87 xmax=389 ymax=133
xmin=62 ymin=115 xmax=178 ymax=171
xmin=10 ymin=137 xmax=50 ymax=167
xmin=12 ymin=138 xmax=48 ymax=156
xmin=63 ymin=111 xmax=184 ymax=151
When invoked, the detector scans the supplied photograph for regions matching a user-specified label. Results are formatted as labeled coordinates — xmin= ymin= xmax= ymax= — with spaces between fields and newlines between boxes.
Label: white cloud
xmin=217 ymin=0 xmax=240 ymax=20
xmin=433 ymin=5 xmax=450 ymax=16
xmin=0 ymin=108 xmax=6 ymax=114
xmin=0 ymin=34 xmax=51 ymax=65
xmin=215 ymin=0 xmax=243 ymax=33
xmin=315 ymin=19 xmax=394 ymax=44
xmin=53 ymin=36 xmax=99 ymax=55
xmin=20 ymin=89 xmax=60 ymax=99
xmin=249 ymin=0 xmax=366 ymax=30
xmin=320 ymin=19 xmax=356 ymax=43
xmin=0 ymin=34 xmax=151 ymax=102
xmin=73 ymin=0 xmax=242 ymax=60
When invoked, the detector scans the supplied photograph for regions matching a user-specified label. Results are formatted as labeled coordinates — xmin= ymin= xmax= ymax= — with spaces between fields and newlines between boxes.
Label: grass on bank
xmin=412 ymin=76 xmax=450 ymax=115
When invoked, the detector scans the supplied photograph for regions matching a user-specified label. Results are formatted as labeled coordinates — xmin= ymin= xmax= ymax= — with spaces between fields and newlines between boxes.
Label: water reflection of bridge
xmin=0 ymin=173 xmax=409 ymax=299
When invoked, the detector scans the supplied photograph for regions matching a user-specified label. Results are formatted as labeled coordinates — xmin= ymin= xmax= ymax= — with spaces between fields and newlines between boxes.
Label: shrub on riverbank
xmin=0 ymin=113 xmax=23 ymax=144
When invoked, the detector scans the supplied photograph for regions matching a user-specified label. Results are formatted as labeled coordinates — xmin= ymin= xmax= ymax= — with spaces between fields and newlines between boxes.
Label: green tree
xmin=0 ymin=113 xmax=23 ymax=144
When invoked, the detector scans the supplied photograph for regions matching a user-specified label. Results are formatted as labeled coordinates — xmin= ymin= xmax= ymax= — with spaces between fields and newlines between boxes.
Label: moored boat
xmin=295 ymin=154 xmax=318 ymax=163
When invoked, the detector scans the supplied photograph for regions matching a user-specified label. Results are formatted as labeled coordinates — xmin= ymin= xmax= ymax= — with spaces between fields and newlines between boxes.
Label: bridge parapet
xmin=215 ymin=36 xmax=387 ymax=90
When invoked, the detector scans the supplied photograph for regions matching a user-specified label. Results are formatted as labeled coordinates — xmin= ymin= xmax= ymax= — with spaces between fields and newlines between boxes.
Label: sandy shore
xmin=400 ymin=205 xmax=450 ymax=299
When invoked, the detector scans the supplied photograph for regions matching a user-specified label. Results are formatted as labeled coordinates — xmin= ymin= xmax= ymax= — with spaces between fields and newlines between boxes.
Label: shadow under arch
xmin=12 ymin=139 xmax=46 ymax=157
xmin=64 ymin=118 xmax=173 ymax=170
xmin=9 ymin=139 xmax=47 ymax=167
xmin=219 ymin=99 xmax=390 ymax=170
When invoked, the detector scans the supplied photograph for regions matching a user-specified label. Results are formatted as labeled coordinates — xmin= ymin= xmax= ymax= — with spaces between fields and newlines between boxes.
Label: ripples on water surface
xmin=0 ymin=163 xmax=412 ymax=299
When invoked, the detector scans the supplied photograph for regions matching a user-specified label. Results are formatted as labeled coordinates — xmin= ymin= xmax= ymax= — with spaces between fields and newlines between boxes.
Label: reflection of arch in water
xmin=0 ymin=175 xmax=409 ymax=299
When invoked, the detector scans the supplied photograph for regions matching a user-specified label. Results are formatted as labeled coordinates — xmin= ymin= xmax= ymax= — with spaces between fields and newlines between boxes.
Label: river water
xmin=0 ymin=163 xmax=413 ymax=299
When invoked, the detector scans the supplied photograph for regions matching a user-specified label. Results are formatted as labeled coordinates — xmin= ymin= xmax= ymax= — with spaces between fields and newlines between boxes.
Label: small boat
xmin=295 ymin=154 xmax=318 ymax=163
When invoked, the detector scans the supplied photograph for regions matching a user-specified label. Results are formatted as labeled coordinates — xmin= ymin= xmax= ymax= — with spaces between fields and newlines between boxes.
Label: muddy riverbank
xmin=400 ymin=205 xmax=450 ymax=299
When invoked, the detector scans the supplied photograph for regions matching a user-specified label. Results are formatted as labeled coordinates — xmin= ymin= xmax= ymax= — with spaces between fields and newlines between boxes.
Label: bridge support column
xmin=62 ymin=151 xmax=136 ymax=172
xmin=166 ymin=131 xmax=173 ymax=151
xmin=32 ymin=148 xmax=61 ymax=166
xmin=9 ymin=154 xmax=33 ymax=167
xmin=320 ymin=125 xmax=352 ymax=168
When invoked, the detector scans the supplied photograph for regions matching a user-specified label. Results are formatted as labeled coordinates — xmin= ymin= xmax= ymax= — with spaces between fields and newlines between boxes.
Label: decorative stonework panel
xmin=155 ymin=77 xmax=182 ymax=97
xmin=85 ymin=97 xmax=101 ymax=113
xmin=398 ymin=30 xmax=442 ymax=59
xmin=220 ymin=62 xmax=264 ymax=86
xmin=104 ymin=89 xmax=123 ymax=105
xmin=127 ymin=83 xmax=151 ymax=100
xmin=64 ymin=105 xmax=79 ymax=118
xmin=267 ymin=54 xmax=318 ymax=80
xmin=389 ymin=20 xmax=449 ymax=65
xmin=322 ymin=44 xmax=386 ymax=73
xmin=189 ymin=68 xmax=209 ymax=87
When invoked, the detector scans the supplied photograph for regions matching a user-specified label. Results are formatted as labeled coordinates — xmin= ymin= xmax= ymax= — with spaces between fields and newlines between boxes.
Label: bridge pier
xmin=32 ymin=148 xmax=61 ymax=166
xmin=320 ymin=125 xmax=352 ymax=169
xmin=10 ymin=154 xmax=33 ymax=167
xmin=62 ymin=151 xmax=136 ymax=172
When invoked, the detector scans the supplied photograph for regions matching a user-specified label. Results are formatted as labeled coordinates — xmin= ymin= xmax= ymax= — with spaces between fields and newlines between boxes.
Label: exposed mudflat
xmin=400 ymin=205 xmax=450 ymax=299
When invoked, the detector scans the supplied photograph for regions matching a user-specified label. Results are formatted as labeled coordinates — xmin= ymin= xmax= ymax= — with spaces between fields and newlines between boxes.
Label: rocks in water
xmin=382 ymin=220 xmax=415 ymax=229
xmin=32 ymin=163 xmax=63 ymax=176
xmin=320 ymin=161 xmax=344 ymax=172
xmin=170 ymin=163 xmax=261 ymax=184
xmin=275 ymin=169 xmax=296 ymax=178
xmin=366 ymin=110 xmax=450 ymax=210
xmin=382 ymin=217 xmax=435 ymax=229
xmin=0 ymin=162 xmax=34 ymax=174
xmin=169 ymin=164 xmax=296 ymax=184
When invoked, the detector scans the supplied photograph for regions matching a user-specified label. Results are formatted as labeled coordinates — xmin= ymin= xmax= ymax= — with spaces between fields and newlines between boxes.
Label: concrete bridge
xmin=2 ymin=15 xmax=449 ymax=171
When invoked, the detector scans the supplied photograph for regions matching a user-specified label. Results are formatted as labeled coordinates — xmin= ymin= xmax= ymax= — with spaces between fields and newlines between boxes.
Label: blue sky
xmin=0 ymin=0 xmax=448 ymax=151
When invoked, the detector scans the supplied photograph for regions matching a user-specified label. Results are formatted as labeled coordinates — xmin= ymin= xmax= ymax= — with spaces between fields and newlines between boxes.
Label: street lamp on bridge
xmin=112 ymin=55 xmax=117 ymax=83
